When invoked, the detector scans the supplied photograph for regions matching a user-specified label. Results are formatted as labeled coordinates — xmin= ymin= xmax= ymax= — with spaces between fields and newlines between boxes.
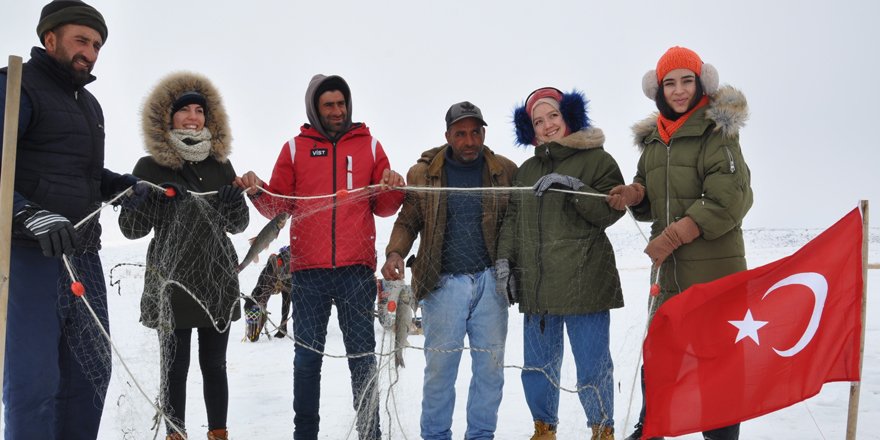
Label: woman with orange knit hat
xmin=607 ymin=46 xmax=753 ymax=440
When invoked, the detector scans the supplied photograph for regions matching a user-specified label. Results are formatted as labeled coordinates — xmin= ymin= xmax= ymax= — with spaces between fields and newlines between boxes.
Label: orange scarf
xmin=656 ymin=95 xmax=709 ymax=144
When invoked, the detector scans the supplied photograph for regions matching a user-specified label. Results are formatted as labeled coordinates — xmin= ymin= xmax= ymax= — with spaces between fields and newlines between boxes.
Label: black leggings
xmin=162 ymin=327 xmax=230 ymax=433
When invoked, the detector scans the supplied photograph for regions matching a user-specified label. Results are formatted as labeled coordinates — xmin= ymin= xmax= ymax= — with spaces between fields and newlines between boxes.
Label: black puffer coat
xmin=119 ymin=72 xmax=246 ymax=330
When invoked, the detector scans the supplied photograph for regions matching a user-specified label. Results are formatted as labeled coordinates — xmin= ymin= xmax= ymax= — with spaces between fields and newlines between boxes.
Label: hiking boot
xmin=591 ymin=424 xmax=614 ymax=440
xmin=625 ymin=422 xmax=664 ymax=440
xmin=166 ymin=433 xmax=186 ymax=440
xmin=530 ymin=420 xmax=557 ymax=440
xmin=207 ymin=428 xmax=228 ymax=440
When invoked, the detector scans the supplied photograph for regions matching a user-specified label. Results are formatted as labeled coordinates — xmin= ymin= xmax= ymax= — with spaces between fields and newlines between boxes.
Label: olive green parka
xmin=630 ymin=85 xmax=753 ymax=306
xmin=497 ymin=127 xmax=625 ymax=315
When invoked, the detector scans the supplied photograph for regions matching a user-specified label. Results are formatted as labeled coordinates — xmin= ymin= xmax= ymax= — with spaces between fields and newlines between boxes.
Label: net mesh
xmin=22 ymin=187 xmax=648 ymax=438
xmin=29 ymin=182 xmax=773 ymax=438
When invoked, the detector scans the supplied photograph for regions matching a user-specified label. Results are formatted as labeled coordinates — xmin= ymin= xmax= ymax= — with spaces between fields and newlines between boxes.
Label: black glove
xmin=494 ymin=259 xmax=517 ymax=305
xmin=532 ymin=173 xmax=585 ymax=197
xmin=15 ymin=206 xmax=79 ymax=257
xmin=117 ymin=181 xmax=152 ymax=210
xmin=217 ymin=185 xmax=244 ymax=204
xmin=158 ymin=182 xmax=189 ymax=201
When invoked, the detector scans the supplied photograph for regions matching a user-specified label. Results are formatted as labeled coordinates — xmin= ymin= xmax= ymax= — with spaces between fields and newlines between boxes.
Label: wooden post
xmin=846 ymin=200 xmax=869 ymax=439
xmin=0 ymin=55 xmax=23 ymax=406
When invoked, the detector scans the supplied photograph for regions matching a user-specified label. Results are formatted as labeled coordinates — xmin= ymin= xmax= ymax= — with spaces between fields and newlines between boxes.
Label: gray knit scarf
xmin=169 ymin=128 xmax=213 ymax=162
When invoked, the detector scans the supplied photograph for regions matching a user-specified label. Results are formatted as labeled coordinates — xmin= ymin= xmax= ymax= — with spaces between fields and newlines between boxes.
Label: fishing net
xmin=32 ymin=183 xmax=648 ymax=438
xmin=31 ymin=181 xmax=814 ymax=439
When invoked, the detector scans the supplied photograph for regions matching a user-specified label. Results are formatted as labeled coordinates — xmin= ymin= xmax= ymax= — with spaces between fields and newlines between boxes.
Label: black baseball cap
xmin=445 ymin=101 xmax=487 ymax=129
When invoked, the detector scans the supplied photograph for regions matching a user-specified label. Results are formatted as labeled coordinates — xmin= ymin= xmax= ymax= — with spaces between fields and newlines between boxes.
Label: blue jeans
xmin=291 ymin=265 xmax=380 ymax=440
xmin=4 ymin=246 xmax=111 ymax=440
xmin=521 ymin=312 xmax=613 ymax=429
xmin=420 ymin=268 xmax=508 ymax=440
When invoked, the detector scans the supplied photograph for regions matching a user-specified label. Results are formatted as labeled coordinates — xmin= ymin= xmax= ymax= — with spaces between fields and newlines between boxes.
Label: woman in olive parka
xmin=608 ymin=47 xmax=753 ymax=440
xmin=497 ymin=87 xmax=624 ymax=440
xmin=118 ymin=71 xmax=247 ymax=440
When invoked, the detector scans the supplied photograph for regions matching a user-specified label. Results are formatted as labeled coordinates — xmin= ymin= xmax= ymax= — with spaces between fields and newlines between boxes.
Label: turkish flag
xmin=642 ymin=208 xmax=863 ymax=438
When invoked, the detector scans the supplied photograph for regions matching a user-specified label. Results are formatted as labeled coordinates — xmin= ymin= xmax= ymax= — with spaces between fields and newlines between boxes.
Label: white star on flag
xmin=728 ymin=310 xmax=769 ymax=344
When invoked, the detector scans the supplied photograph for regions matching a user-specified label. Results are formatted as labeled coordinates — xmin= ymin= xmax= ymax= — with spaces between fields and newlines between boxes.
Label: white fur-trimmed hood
xmin=556 ymin=126 xmax=606 ymax=150
xmin=141 ymin=71 xmax=232 ymax=169
xmin=632 ymin=85 xmax=748 ymax=150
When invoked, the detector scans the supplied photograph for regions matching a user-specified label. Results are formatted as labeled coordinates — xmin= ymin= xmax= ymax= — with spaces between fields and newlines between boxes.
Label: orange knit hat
xmin=642 ymin=46 xmax=719 ymax=101
xmin=655 ymin=46 xmax=703 ymax=82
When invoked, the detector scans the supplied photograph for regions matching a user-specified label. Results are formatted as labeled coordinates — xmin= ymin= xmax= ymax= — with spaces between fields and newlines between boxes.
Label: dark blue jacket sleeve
xmin=100 ymin=169 xmax=138 ymax=200
xmin=1 ymin=72 xmax=36 ymax=214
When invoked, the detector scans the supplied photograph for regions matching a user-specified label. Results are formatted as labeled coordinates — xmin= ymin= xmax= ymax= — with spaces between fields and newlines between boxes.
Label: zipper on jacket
xmin=331 ymin=140 xmax=338 ymax=268
xmin=723 ymin=146 xmax=736 ymax=173
xmin=663 ymin=140 xmax=684 ymax=294
xmin=664 ymin=142 xmax=671 ymax=228
xmin=534 ymin=149 xmax=552 ymax=322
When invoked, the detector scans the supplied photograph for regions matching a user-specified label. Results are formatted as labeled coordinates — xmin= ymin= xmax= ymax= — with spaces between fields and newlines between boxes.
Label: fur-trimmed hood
xmin=513 ymin=88 xmax=591 ymax=147
xmin=141 ymin=71 xmax=231 ymax=169
xmin=552 ymin=126 xmax=605 ymax=151
xmin=632 ymin=85 xmax=748 ymax=150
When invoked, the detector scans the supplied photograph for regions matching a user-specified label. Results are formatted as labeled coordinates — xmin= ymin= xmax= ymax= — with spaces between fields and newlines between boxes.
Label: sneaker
xmin=625 ymin=422 xmax=664 ymax=440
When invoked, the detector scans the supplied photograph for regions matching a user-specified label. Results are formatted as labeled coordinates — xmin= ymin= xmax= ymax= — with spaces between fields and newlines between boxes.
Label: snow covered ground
xmin=14 ymin=212 xmax=879 ymax=439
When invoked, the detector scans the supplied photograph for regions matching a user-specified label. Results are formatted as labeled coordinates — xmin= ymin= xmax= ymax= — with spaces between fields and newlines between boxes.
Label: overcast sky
xmin=3 ymin=0 xmax=878 ymax=230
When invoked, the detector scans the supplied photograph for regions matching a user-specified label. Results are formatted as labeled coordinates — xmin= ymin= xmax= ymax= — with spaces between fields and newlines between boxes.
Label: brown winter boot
xmin=530 ymin=420 xmax=557 ymax=440
xmin=591 ymin=424 xmax=615 ymax=440
xmin=166 ymin=433 xmax=186 ymax=440
xmin=207 ymin=428 xmax=228 ymax=440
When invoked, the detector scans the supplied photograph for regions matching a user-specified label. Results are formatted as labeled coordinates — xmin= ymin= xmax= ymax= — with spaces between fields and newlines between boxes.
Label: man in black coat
xmin=0 ymin=1 xmax=139 ymax=438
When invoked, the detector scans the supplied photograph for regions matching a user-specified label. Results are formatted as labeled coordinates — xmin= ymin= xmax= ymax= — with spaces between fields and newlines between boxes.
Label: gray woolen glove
xmin=15 ymin=207 xmax=79 ymax=257
xmin=532 ymin=173 xmax=585 ymax=196
xmin=494 ymin=259 xmax=517 ymax=304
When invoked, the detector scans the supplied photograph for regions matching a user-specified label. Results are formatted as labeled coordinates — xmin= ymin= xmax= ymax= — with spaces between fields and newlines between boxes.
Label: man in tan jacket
xmin=382 ymin=101 xmax=517 ymax=439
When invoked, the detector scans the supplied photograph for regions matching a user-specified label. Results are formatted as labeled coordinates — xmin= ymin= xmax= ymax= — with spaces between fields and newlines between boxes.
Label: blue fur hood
xmin=513 ymin=89 xmax=591 ymax=146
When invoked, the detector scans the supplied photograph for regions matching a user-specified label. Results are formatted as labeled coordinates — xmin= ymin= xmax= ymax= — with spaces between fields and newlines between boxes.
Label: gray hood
xmin=305 ymin=74 xmax=352 ymax=140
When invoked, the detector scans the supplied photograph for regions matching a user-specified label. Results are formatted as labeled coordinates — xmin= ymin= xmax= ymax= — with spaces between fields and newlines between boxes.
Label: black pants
xmin=162 ymin=327 xmax=230 ymax=433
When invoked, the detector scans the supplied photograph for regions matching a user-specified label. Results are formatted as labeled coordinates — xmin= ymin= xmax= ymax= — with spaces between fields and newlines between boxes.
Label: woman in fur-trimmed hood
xmin=119 ymin=71 xmax=247 ymax=440
xmin=608 ymin=46 xmax=753 ymax=440
xmin=496 ymin=87 xmax=624 ymax=439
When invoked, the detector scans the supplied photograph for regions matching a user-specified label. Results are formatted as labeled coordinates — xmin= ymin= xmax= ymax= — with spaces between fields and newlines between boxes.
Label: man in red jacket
xmin=236 ymin=74 xmax=403 ymax=440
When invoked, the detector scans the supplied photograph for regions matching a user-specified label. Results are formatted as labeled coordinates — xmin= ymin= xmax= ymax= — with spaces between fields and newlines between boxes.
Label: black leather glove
xmin=494 ymin=259 xmax=518 ymax=305
xmin=15 ymin=206 xmax=79 ymax=257
xmin=159 ymin=182 xmax=189 ymax=201
xmin=533 ymin=173 xmax=585 ymax=197
xmin=217 ymin=185 xmax=244 ymax=204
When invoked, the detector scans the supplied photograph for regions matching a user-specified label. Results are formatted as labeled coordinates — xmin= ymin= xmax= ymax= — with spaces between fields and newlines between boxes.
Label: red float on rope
xmin=71 ymin=281 xmax=85 ymax=297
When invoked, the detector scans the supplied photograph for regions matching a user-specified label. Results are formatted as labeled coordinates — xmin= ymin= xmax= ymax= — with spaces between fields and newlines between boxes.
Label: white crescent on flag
xmin=762 ymin=272 xmax=828 ymax=357
xmin=728 ymin=272 xmax=828 ymax=357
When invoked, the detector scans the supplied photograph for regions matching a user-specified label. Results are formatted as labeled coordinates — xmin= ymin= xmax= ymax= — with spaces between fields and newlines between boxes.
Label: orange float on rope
xmin=164 ymin=187 xmax=176 ymax=198
xmin=387 ymin=300 xmax=397 ymax=313
xmin=650 ymin=284 xmax=661 ymax=296
xmin=71 ymin=281 xmax=86 ymax=297
xmin=336 ymin=189 xmax=349 ymax=199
